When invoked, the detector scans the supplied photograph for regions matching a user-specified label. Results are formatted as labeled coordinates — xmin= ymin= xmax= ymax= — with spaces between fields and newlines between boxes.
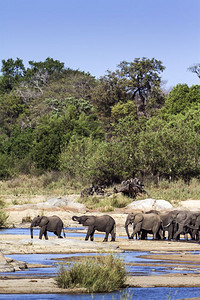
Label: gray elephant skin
xmin=30 ymin=215 xmax=65 ymax=239
xmin=188 ymin=214 xmax=200 ymax=240
xmin=146 ymin=210 xmax=180 ymax=240
xmin=72 ymin=215 xmax=116 ymax=242
xmin=173 ymin=211 xmax=200 ymax=240
xmin=125 ymin=213 xmax=163 ymax=240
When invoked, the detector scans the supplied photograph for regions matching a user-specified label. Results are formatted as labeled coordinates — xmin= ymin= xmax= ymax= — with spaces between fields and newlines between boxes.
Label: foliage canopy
xmin=1 ymin=56 xmax=200 ymax=185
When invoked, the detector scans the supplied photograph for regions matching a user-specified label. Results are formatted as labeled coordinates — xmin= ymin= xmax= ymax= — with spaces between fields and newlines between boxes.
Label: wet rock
xmin=0 ymin=252 xmax=27 ymax=272
xmin=6 ymin=257 xmax=27 ymax=271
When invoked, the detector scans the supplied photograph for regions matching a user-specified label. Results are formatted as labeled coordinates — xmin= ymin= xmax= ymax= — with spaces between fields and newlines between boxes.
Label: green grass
xmin=145 ymin=178 xmax=200 ymax=204
xmin=1 ymin=174 xmax=200 ymax=210
xmin=79 ymin=194 xmax=131 ymax=211
xmin=0 ymin=173 xmax=82 ymax=197
xmin=55 ymin=254 xmax=126 ymax=293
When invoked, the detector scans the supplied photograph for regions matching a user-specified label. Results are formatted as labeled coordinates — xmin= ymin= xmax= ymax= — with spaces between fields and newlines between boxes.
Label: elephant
xmin=125 ymin=213 xmax=163 ymax=240
xmin=173 ymin=211 xmax=200 ymax=241
xmin=146 ymin=210 xmax=179 ymax=240
xmin=30 ymin=215 xmax=65 ymax=240
xmin=187 ymin=214 xmax=200 ymax=240
xmin=72 ymin=215 xmax=116 ymax=242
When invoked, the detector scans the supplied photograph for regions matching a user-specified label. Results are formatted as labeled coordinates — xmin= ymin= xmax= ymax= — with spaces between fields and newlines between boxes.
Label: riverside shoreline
xmin=0 ymin=198 xmax=200 ymax=294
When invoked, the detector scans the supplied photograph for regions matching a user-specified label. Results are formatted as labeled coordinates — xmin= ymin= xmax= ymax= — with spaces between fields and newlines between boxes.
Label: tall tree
xmin=0 ymin=58 xmax=25 ymax=93
xmin=26 ymin=57 xmax=64 ymax=78
xmin=92 ymin=57 xmax=165 ymax=122
xmin=188 ymin=64 xmax=200 ymax=79
xmin=116 ymin=57 xmax=165 ymax=116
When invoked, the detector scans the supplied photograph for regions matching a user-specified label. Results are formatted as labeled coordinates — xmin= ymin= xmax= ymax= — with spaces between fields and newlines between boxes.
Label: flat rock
xmin=7 ymin=196 xmax=86 ymax=213
xmin=0 ymin=238 xmax=120 ymax=254
xmin=0 ymin=252 xmax=27 ymax=272
xmin=125 ymin=198 xmax=173 ymax=211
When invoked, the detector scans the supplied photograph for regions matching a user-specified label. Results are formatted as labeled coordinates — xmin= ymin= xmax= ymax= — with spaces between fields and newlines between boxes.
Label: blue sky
xmin=1 ymin=0 xmax=200 ymax=89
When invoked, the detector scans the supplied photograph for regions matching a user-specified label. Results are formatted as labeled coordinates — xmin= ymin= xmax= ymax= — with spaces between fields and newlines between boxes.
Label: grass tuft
xmin=55 ymin=254 xmax=126 ymax=293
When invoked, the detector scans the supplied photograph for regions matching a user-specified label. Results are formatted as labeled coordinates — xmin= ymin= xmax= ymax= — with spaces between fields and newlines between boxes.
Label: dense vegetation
xmin=0 ymin=57 xmax=200 ymax=186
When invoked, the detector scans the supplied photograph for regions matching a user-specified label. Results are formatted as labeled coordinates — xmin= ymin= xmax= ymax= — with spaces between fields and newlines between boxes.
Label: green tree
xmin=26 ymin=57 xmax=64 ymax=79
xmin=31 ymin=115 xmax=64 ymax=170
xmin=0 ymin=94 xmax=28 ymax=135
xmin=137 ymin=116 xmax=200 ymax=181
xmin=111 ymin=100 xmax=137 ymax=123
xmin=92 ymin=71 xmax=128 ymax=119
xmin=161 ymin=84 xmax=200 ymax=116
xmin=116 ymin=57 xmax=165 ymax=115
xmin=0 ymin=58 xmax=25 ymax=93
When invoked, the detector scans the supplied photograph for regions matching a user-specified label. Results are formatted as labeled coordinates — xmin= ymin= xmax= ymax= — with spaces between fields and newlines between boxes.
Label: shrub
xmin=0 ymin=210 xmax=8 ymax=227
xmin=55 ymin=254 xmax=126 ymax=293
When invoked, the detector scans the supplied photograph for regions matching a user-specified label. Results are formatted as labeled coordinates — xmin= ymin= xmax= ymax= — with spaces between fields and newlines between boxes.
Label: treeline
xmin=0 ymin=57 xmax=200 ymax=185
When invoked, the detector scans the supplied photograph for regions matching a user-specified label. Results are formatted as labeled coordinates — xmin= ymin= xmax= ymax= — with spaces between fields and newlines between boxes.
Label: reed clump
xmin=55 ymin=254 xmax=126 ymax=293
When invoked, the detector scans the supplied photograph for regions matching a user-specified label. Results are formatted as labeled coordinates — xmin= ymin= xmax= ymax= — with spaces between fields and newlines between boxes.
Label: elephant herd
xmin=30 ymin=210 xmax=200 ymax=242
xmin=125 ymin=210 xmax=200 ymax=241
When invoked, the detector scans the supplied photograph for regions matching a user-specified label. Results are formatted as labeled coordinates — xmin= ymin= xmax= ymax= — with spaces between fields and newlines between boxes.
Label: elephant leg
xmin=184 ymin=233 xmax=188 ymax=241
xmin=173 ymin=225 xmax=183 ymax=240
xmin=163 ymin=230 xmax=166 ymax=240
xmin=168 ymin=225 xmax=173 ymax=240
xmin=56 ymin=228 xmax=63 ymax=238
xmin=39 ymin=226 xmax=48 ymax=239
xmin=90 ymin=229 xmax=95 ymax=241
xmin=103 ymin=231 xmax=109 ymax=242
xmin=191 ymin=229 xmax=197 ymax=240
xmin=157 ymin=229 xmax=163 ymax=240
xmin=131 ymin=223 xmax=142 ymax=239
xmin=140 ymin=230 xmax=147 ymax=240
xmin=110 ymin=228 xmax=116 ymax=242
xmin=85 ymin=226 xmax=94 ymax=241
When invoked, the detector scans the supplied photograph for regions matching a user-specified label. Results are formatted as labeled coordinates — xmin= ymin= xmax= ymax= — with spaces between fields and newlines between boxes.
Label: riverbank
xmin=0 ymin=196 xmax=200 ymax=294
xmin=0 ymin=232 xmax=200 ymax=293
xmin=0 ymin=274 xmax=200 ymax=294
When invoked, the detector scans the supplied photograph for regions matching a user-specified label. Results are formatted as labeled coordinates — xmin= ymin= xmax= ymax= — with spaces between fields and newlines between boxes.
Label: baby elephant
xmin=30 ymin=215 xmax=65 ymax=240
xmin=72 ymin=215 xmax=116 ymax=242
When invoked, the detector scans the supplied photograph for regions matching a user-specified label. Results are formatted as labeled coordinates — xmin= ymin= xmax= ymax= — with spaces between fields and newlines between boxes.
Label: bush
xmin=0 ymin=210 xmax=8 ymax=227
xmin=55 ymin=254 xmax=126 ymax=293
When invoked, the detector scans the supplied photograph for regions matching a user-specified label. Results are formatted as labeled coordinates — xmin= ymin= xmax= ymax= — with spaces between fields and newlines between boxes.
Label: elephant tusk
xmin=164 ymin=223 xmax=171 ymax=228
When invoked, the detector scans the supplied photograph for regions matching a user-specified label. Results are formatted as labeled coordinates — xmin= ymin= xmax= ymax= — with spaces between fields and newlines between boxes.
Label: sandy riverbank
xmin=0 ymin=197 xmax=200 ymax=294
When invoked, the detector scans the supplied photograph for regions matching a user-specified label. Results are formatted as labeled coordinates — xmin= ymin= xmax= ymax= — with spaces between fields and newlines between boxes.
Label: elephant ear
xmin=82 ymin=217 xmax=93 ymax=226
xmin=134 ymin=213 xmax=144 ymax=223
xmin=39 ymin=216 xmax=49 ymax=227
xmin=128 ymin=214 xmax=135 ymax=223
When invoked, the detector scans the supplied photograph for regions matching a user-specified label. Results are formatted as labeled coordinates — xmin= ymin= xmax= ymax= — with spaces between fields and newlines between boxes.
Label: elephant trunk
xmin=187 ymin=224 xmax=198 ymax=230
xmin=72 ymin=216 xmax=79 ymax=222
xmin=125 ymin=219 xmax=131 ymax=239
xmin=30 ymin=225 xmax=34 ymax=239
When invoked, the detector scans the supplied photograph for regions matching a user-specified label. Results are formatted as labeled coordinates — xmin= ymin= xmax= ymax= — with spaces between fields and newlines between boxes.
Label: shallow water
xmin=3 ymin=250 xmax=200 ymax=278
xmin=0 ymin=287 xmax=200 ymax=299
xmin=0 ymin=227 xmax=86 ymax=238
xmin=1 ymin=228 xmax=200 ymax=298
xmin=1 ymin=227 xmax=200 ymax=277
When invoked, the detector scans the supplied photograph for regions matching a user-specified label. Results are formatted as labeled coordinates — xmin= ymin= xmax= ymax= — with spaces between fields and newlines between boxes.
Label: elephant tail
xmin=72 ymin=216 xmax=78 ymax=221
